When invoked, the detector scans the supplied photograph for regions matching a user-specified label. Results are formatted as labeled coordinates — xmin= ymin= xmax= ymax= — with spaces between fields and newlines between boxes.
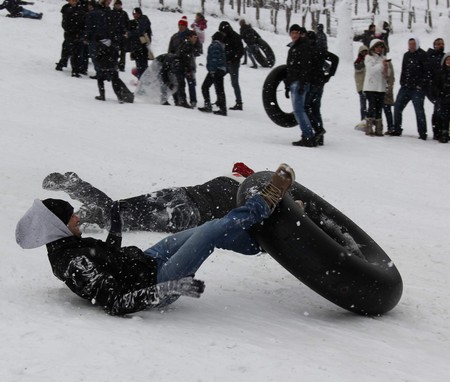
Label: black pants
xmin=201 ymin=69 xmax=226 ymax=110
xmin=60 ymin=175 xmax=240 ymax=232
xmin=365 ymin=91 xmax=385 ymax=119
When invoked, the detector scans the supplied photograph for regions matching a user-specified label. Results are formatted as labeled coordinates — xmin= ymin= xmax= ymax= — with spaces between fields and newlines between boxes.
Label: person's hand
xmin=155 ymin=277 xmax=205 ymax=299
xmin=285 ymin=87 xmax=290 ymax=99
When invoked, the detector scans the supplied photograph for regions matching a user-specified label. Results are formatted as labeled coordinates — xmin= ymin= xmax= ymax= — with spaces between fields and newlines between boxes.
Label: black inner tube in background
xmin=262 ymin=65 xmax=297 ymax=127
xmin=253 ymin=38 xmax=276 ymax=68
xmin=237 ymin=171 xmax=403 ymax=316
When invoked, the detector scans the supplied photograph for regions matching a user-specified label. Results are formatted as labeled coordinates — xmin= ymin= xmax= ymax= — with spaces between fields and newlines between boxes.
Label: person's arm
xmin=105 ymin=200 xmax=123 ymax=248
xmin=64 ymin=255 xmax=205 ymax=315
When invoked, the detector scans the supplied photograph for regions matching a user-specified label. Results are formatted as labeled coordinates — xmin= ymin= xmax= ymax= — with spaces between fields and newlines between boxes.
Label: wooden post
xmin=286 ymin=4 xmax=292 ymax=32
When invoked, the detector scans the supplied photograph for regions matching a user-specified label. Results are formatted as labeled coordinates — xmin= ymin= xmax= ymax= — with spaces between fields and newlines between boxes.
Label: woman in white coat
xmin=363 ymin=39 xmax=390 ymax=136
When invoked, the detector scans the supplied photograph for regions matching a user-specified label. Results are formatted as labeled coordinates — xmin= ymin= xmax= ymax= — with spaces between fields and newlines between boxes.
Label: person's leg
xmin=383 ymin=103 xmax=393 ymax=131
xmin=358 ymin=91 xmax=367 ymax=120
xmin=20 ymin=8 xmax=42 ymax=19
xmin=214 ymin=71 xmax=227 ymax=112
xmin=392 ymin=87 xmax=411 ymax=134
xmin=411 ymin=89 xmax=427 ymax=138
xmin=227 ymin=62 xmax=242 ymax=106
xmin=290 ymin=81 xmax=314 ymax=139
xmin=145 ymin=194 xmax=271 ymax=283
xmin=146 ymin=163 xmax=295 ymax=283
xmin=248 ymin=45 xmax=258 ymax=67
xmin=201 ymin=73 xmax=213 ymax=105
xmin=187 ymin=74 xmax=197 ymax=106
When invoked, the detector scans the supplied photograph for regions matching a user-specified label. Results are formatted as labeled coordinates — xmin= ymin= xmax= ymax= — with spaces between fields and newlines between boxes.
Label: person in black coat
xmin=219 ymin=21 xmax=245 ymax=110
xmin=55 ymin=0 xmax=85 ymax=77
xmin=285 ymin=24 xmax=315 ymax=147
xmin=111 ymin=0 xmax=129 ymax=72
xmin=390 ymin=37 xmax=428 ymax=139
xmin=126 ymin=7 xmax=152 ymax=79
xmin=305 ymin=30 xmax=339 ymax=146
xmin=0 ymin=0 xmax=42 ymax=19
xmin=239 ymin=19 xmax=260 ymax=69
xmin=425 ymin=38 xmax=445 ymax=140
xmin=432 ymin=53 xmax=450 ymax=143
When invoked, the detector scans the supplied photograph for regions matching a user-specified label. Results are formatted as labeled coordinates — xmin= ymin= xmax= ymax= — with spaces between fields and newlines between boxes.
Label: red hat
xmin=178 ymin=16 xmax=188 ymax=27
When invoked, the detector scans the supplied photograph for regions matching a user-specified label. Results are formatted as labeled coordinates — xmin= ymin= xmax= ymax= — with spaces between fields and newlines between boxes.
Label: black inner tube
xmin=237 ymin=171 xmax=403 ymax=316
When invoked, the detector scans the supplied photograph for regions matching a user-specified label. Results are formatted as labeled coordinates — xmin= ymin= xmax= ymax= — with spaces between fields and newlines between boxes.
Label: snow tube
xmin=253 ymin=38 xmax=276 ymax=68
xmin=237 ymin=171 xmax=403 ymax=316
xmin=262 ymin=65 xmax=297 ymax=127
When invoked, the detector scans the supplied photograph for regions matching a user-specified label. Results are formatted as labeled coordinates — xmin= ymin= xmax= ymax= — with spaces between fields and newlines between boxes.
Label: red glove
xmin=232 ymin=162 xmax=255 ymax=178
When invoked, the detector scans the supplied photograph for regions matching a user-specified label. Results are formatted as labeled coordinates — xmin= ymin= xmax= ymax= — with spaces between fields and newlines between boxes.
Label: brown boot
xmin=261 ymin=163 xmax=295 ymax=209
xmin=374 ymin=119 xmax=384 ymax=136
xmin=365 ymin=118 xmax=374 ymax=136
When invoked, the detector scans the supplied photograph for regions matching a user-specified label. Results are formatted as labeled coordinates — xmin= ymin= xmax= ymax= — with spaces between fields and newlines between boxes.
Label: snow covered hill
xmin=1 ymin=1 xmax=449 ymax=381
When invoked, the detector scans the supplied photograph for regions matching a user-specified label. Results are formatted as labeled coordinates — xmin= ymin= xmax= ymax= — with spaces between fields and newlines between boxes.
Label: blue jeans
xmin=394 ymin=86 xmax=427 ymax=135
xmin=144 ymin=195 xmax=270 ymax=283
xmin=226 ymin=62 xmax=242 ymax=104
xmin=19 ymin=9 xmax=41 ymax=19
xmin=290 ymin=81 xmax=314 ymax=138
xmin=358 ymin=91 xmax=367 ymax=120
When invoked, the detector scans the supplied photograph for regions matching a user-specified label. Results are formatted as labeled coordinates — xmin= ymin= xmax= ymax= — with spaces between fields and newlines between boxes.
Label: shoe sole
xmin=276 ymin=163 xmax=296 ymax=184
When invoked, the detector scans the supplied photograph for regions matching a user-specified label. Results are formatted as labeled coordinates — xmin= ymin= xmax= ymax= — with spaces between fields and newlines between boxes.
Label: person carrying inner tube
xmin=284 ymin=25 xmax=315 ymax=147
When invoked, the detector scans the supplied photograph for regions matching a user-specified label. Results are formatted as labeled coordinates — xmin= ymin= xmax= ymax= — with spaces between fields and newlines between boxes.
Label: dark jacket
xmin=168 ymin=30 xmax=189 ymax=54
xmin=62 ymin=4 xmax=85 ymax=39
xmin=110 ymin=8 xmax=129 ymax=42
xmin=206 ymin=40 xmax=226 ymax=73
xmin=285 ymin=36 xmax=313 ymax=86
xmin=399 ymin=47 xmax=428 ymax=89
xmin=240 ymin=24 xmax=260 ymax=46
xmin=184 ymin=177 xmax=240 ymax=224
xmin=47 ymin=233 xmax=159 ymax=315
xmin=84 ymin=4 xmax=112 ymax=43
xmin=432 ymin=55 xmax=450 ymax=105
xmin=219 ymin=22 xmax=244 ymax=64
xmin=310 ymin=47 xmax=339 ymax=86
xmin=426 ymin=48 xmax=445 ymax=81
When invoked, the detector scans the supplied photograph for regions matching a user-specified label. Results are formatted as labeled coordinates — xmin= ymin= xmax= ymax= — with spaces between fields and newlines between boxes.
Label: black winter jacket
xmin=285 ymin=37 xmax=313 ymax=86
xmin=46 ymin=233 xmax=159 ymax=315
xmin=399 ymin=48 xmax=428 ymax=89
xmin=219 ymin=22 xmax=244 ymax=64
xmin=432 ymin=66 xmax=450 ymax=106
xmin=240 ymin=24 xmax=260 ymax=45
xmin=310 ymin=47 xmax=339 ymax=86
xmin=62 ymin=4 xmax=85 ymax=39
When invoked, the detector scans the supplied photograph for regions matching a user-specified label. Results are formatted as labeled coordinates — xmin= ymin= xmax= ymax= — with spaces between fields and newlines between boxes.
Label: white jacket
xmin=16 ymin=199 xmax=73 ymax=249
xmin=363 ymin=53 xmax=389 ymax=93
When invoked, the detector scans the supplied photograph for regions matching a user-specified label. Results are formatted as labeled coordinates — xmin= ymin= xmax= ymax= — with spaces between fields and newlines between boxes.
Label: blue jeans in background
xmin=358 ymin=91 xmax=367 ymax=120
xmin=144 ymin=195 xmax=270 ymax=283
xmin=290 ymin=81 xmax=314 ymax=138
xmin=393 ymin=86 xmax=427 ymax=136
xmin=226 ymin=62 xmax=242 ymax=104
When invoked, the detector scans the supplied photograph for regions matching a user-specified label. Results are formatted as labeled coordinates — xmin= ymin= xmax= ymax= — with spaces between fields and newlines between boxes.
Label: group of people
xmin=354 ymin=22 xmax=449 ymax=143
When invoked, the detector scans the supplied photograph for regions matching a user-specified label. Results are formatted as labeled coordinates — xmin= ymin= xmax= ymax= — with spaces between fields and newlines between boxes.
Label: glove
xmin=155 ymin=277 xmax=205 ymax=299
xmin=109 ymin=200 xmax=126 ymax=235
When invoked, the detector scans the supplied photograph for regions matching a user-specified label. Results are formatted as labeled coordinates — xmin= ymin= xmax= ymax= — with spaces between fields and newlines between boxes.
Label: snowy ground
xmin=1 ymin=1 xmax=450 ymax=381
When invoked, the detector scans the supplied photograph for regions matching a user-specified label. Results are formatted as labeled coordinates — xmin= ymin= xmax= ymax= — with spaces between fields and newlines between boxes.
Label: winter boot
xmin=95 ymin=92 xmax=105 ymax=101
xmin=365 ymin=118 xmax=374 ymax=136
xmin=313 ymin=127 xmax=326 ymax=146
xmin=374 ymin=119 xmax=384 ymax=136
xmin=260 ymin=163 xmax=295 ymax=210
xmin=229 ymin=103 xmax=243 ymax=111
xmin=292 ymin=137 xmax=317 ymax=147
xmin=213 ymin=108 xmax=227 ymax=116
xmin=439 ymin=131 xmax=449 ymax=143
xmin=198 ymin=103 xmax=212 ymax=113
xmin=96 ymin=81 xmax=105 ymax=101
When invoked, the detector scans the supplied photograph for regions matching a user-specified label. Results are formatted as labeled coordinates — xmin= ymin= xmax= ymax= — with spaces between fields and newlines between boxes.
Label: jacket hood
xmin=219 ymin=21 xmax=232 ymax=34
xmin=358 ymin=45 xmax=369 ymax=54
xmin=410 ymin=36 xmax=420 ymax=51
xmin=441 ymin=52 xmax=450 ymax=67
xmin=16 ymin=199 xmax=73 ymax=249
